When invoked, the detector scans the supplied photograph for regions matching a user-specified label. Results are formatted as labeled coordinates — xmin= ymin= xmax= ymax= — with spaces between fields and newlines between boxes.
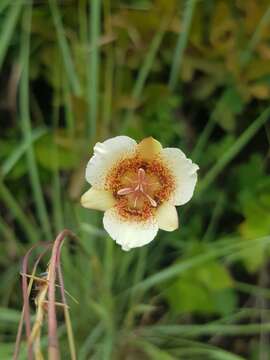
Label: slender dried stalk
xmin=47 ymin=229 xmax=77 ymax=360
xmin=58 ymin=264 xmax=77 ymax=360
xmin=22 ymin=247 xmax=37 ymax=360
xmin=30 ymin=275 xmax=49 ymax=359
xmin=14 ymin=243 xmax=51 ymax=360
xmin=14 ymin=229 xmax=77 ymax=360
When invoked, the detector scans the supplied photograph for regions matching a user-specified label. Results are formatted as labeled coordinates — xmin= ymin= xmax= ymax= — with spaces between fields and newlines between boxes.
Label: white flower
xmin=81 ymin=136 xmax=199 ymax=251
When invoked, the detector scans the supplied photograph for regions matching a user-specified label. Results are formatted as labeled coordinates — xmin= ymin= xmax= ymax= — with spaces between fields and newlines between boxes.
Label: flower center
xmin=117 ymin=168 xmax=157 ymax=208
xmin=106 ymin=157 xmax=175 ymax=220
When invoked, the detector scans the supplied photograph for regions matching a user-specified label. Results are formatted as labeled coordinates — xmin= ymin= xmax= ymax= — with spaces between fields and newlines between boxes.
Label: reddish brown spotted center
xmin=105 ymin=156 xmax=175 ymax=221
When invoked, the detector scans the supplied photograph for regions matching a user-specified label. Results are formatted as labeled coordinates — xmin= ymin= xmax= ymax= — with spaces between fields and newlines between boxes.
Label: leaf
xmin=163 ymin=245 xmax=235 ymax=316
xmin=196 ymin=261 xmax=233 ymax=291
xmin=212 ymin=289 xmax=238 ymax=316
xmin=233 ymin=157 xmax=270 ymax=272
xmin=213 ymin=87 xmax=244 ymax=131
xmin=34 ymin=133 xmax=80 ymax=171
xmin=165 ymin=277 xmax=215 ymax=315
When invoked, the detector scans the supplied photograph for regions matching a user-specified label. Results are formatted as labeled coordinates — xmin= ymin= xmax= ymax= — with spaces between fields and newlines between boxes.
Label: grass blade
xmin=168 ymin=0 xmax=197 ymax=91
xmin=88 ymin=0 xmax=101 ymax=140
xmin=130 ymin=235 xmax=270 ymax=293
xmin=0 ymin=180 xmax=37 ymax=243
xmin=0 ymin=0 xmax=11 ymax=14
xmin=241 ymin=5 xmax=270 ymax=65
xmin=0 ymin=0 xmax=23 ymax=69
xmin=102 ymin=0 xmax=113 ymax=136
xmin=49 ymin=0 xmax=81 ymax=96
xmin=123 ymin=18 xmax=168 ymax=130
xmin=1 ymin=127 xmax=47 ymax=179
xmin=191 ymin=116 xmax=215 ymax=161
xmin=199 ymin=107 xmax=270 ymax=194
xmin=20 ymin=3 xmax=52 ymax=241
xmin=141 ymin=322 xmax=270 ymax=337
xmin=78 ymin=323 xmax=103 ymax=360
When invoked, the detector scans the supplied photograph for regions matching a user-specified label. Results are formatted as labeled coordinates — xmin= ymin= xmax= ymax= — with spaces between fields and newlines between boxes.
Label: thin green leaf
xmin=49 ymin=0 xmax=81 ymax=96
xmin=169 ymin=0 xmax=197 ymax=91
xmin=20 ymin=3 xmax=52 ymax=241
xmin=122 ymin=18 xmax=168 ymax=130
xmin=199 ymin=107 xmax=270 ymax=194
xmin=0 ymin=0 xmax=23 ymax=69
xmin=88 ymin=0 xmax=101 ymax=140
xmin=130 ymin=236 xmax=270 ymax=293
xmin=1 ymin=127 xmax=47 ymax=178
xmin=0 ymin=180 xmax=37 ymax=243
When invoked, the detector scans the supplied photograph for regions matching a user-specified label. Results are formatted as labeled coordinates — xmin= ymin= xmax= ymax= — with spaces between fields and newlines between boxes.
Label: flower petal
xmin=156 ymin=202 xmax=179 ymax=231
xmin=137 ymin=137 xmax=162 ymax=160
xmin=103 ymin=208 xmax=158 ymax=251
xmin=85 ymin=136 xmax=137 ymax=188
xmin=161 ymin=148 xmax=199 ymax=206
xmin=81 ymin=188 xmax=116 ymax=211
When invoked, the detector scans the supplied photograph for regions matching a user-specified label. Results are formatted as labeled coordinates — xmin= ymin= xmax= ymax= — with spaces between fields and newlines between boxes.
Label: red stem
xmin=47 ymin=229 xmax=76 ymax=360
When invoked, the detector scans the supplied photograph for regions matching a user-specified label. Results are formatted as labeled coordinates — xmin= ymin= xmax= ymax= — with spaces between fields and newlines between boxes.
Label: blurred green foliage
xmin=0 ymin=0 xmax=270 ymax=359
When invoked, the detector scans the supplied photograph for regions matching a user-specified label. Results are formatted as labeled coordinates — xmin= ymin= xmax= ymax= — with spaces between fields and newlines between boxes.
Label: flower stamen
xmin=117 ymin=168 xmax=157 ymax=208
xmin=117 ymin=187 xmax=134 ymax=195
xmin=145 ymin=194 xmax=157 ymax=207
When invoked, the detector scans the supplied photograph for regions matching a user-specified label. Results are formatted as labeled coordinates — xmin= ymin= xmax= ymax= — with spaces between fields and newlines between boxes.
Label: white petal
xmin=156 ymin=202 xmax=179 ymax=231
xmin=85 ymin=136 xmax=137 ymax=189
xmin=103 ymin=208 xmax=158 ymax=251
xmin=161 ymin=148 xmax=199 ymax=206
xmin=80 ymin=188 xmax=116 ymax=211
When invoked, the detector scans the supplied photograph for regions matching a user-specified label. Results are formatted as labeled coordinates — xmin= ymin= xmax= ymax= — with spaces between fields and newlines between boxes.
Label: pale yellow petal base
xmin=80 ymin=188 xmax=116 ymax=211
xmin=137 ymin=137 xmax=162 ymax=160
xmin=156 ymin=202 xmax=179 ymax=231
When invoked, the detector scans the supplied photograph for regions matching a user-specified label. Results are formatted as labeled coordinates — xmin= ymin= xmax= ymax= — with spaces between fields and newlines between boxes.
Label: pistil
xmin=117 ymin=168 xmax=157 ymax=208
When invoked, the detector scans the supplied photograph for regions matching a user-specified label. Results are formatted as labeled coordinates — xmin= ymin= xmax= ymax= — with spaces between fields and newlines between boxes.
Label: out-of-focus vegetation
xmin=0 ymin=0 xmax=270 ymax=359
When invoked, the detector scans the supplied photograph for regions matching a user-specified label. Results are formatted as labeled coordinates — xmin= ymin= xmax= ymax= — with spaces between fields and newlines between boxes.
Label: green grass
xmin=199 ymin=106 xmax=270 ymax=194
xmin=1 ymin=1 xmax=270 ymax=359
